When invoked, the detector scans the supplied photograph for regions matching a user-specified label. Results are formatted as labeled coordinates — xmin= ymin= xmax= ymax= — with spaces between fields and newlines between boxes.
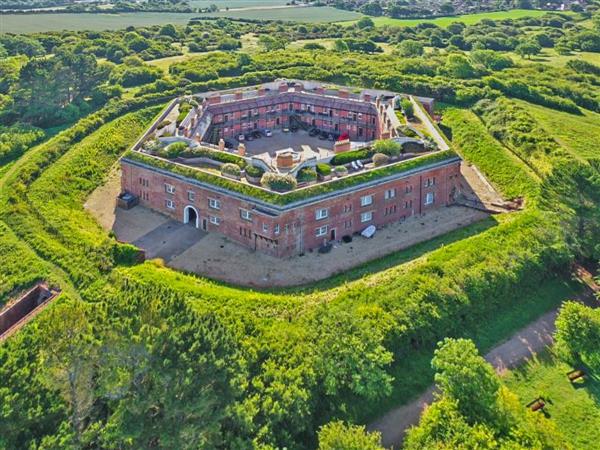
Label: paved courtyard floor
xmin=242 ymin=129 xmax=333 ymax=158
xmin=86 ymin=166 xmax=490 ymax=288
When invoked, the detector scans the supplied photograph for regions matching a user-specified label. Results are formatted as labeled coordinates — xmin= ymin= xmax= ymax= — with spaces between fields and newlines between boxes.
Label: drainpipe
xmin=419 ymin=175 xmax=423 ymax=216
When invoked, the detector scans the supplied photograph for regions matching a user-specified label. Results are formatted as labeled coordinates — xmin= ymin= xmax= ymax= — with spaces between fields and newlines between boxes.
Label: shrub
xmin=157 ymin=119 xmax=171 ymax=129
xmin=334 ymin=165 xmax=348 ymax=176
xmin=372 ymin=153 xmax=390 ymax=167
xmin=221 ymin=163 xmax=241 ymax=177
xmin=245 ymin=165 xmax=265 ymax=178
xmin=400 ymin=98 xmax=414 ymax=119
xmin=373 ymin=139 xmax=402 ymax=157
xmin=316 ymin=163 xmax=332 ymax=176
xmin=297 ymin=167 xmax=317 ymax=183
xmin=261 ymin=172 xmax=297 ymax=192
xmin=158 ymin=141 xmax=188 ymax=158
xmin=330 ymin=149 xmax=371 ymax=166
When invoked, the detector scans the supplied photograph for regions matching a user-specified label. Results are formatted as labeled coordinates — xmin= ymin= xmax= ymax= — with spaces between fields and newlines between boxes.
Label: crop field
xmin=338 ymin=9 xmax=550 ymax=27
xmin=505 ymin=351 xmax=600 ymax=449
xmin=515 ymin=100 xmax=600 ymax=162
xmin=190 ymin=0 xmax=290 ymax=8
xmin=195 ymin=5 xmax=361 ymax=22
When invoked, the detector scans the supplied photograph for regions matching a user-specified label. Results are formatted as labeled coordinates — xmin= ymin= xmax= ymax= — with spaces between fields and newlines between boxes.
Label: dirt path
xmin=368 ymin=276 xmax=598 ymax=448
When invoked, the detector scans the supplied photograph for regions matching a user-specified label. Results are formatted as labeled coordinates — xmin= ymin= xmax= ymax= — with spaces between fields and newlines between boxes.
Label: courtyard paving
xmin=86 ymin=167 xmax=489 ymax=287
xmin=241 ymin=129 xmax=333 ymax=158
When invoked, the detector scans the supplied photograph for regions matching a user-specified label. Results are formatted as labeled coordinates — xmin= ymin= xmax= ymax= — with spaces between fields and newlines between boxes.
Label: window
xmin=315 ymin=208 xmax=328 ymax=220
xmin=165 ymin=183 xmax=175 ymax=194
xmin=384 ymin=188 xmax=396 ymax=200
xmin=316 ymin=225 xmax=328 ymax=237
xmin=209 ymin=215 xmax=221 ymax=225
xmin=405 ymin=200 xmax=413 ymax=209
xmin=274 ymin=224 xmax=280 ymax=235
xmin=424 ymin=177 xmax=436 ymax=187
xmin=187 ymin=191 xmax=195 ymax=202
xmin=262 ymin=223 xmax=269 ymax=233
xmin=385 ymin=205 xmax=397 ymax=216
xmin=208 ymin=198 xmax=221 ymax=210
xmin=344 ymin=220 xmax=352 ymax=230
xmin=288 ymin=103 xmax=293 ymax=111
xmin=240 ymin=209 xmax=252 ymax=221
xmin=425 ymin=192 xmax=435 ymax=205
xmin=165 ymin=199 xmax=175 ymax=209
xmin=360 ymin=211 xmax=373 ymax=223
xmin=405 ymin=185 xmax=413 ymax=194
xmin=343 ymin=204 xmax=352 ymax=213
xmin=360 ymin=195 xmax=373 ymax=207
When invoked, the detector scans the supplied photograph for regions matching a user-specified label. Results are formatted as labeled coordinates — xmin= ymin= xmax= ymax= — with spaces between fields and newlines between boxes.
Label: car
xmin=237 ymin=134 xmax=245 ymax=142
xmin=327 ymin=133 xmax=335 ymax=141
xmin=309 ymin=127 xmax=319 ymax=137
xmin=282 ymin=127 xmax=290 ymax=133
xmin=224 ymin=138 xmax=237 ymax=149
xmin=290 ymin=125 xmax=299 ymax=132
xmin=244 ymin=133 xmax=254 ymax=141
xmin=263 ymin=129 xmax=272 ymax=137
xmin=318 ymin=131 xmax=328 ymax=140
xmin=251 ymin=130 xmax=262 ymax=139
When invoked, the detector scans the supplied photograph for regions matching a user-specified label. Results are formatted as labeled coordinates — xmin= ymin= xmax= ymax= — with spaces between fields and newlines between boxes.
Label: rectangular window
xmin=240 ymin=209 xmax=252 ymax=221
xmin=405 ymin=200 xmax=413 ymax=209
xmin=360 ymin=195 xmax=373 ymax=207
xmin=344 ymin=220 xmax=352 ymax=230
xmin=343 ymin=204 xmax=352 ymax=213
xmin=385 ymin=205 xmax=397 ymax=216
xmin=209 ymin=215 xmax=221 ymax=225
xmin=274 ymin=224 xmax=280 ymax=235
xmin=424 ymin=177 xmax=436 ymax=188
xmin=425 ymin=192 xmax=435 ymax=205
xmin=208 ymin=198 xmax=221 ymax=210
xmin=384 ymin=188 xmax=396 ymax=200
xmin=405 ymin=185 xmax=413 ymax=194
xmin=262 ymin=223 xmax=269 ymax=233
xmin=165 ymin=199 xmax=175 ymax=209
xmin=187 ymin=191 xmax=195 ymax=202
xmin=360 ymin=211 xmax=373 ymax=223
xmin=315 ymin=208 xmax=328 ymax=220
xmin=316 ymin=225 xmax=328 ymax=237
xmin=165 ymin=183 xmax=175 ymax=194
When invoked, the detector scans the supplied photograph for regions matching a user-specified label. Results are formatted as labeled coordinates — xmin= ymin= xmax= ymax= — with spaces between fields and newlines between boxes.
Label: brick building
xmin=121 ymin=80 xmax=461 ymax=258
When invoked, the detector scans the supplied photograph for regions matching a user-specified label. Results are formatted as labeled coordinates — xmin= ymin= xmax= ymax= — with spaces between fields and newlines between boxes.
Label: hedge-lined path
xmin=369 ymin=271 xmax=599 ymax=448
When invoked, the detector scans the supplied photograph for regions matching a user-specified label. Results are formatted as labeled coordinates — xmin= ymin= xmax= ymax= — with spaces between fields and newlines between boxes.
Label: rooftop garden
xmin=125 ymin=145 xmax=458 ymax=206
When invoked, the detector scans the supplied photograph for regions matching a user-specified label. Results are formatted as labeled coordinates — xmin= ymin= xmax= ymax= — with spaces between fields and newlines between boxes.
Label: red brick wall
xmin=121 ymin=159 xmax=461 ymax=257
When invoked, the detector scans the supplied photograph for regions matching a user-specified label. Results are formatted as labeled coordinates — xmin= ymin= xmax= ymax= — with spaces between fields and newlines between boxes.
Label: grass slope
xmin=505 ymin=351 xmax=600 ymax=450
xmin=515 ymin=100 xmax=600 ymax=162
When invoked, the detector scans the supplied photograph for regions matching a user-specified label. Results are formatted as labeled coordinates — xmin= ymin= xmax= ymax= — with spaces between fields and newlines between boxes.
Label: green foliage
xmin=316 ymin=163 xmax=332 ymax=176
xmin=221 ymin=162 xmax=242 ymax=177
xmin=318 ymin=421 xmax=384 ymax=450
xmin=0 ymin=123 xmax=44 ymax=165
xmin=160 ymin=141 xmax=189 ymax=158
xmin=245 ymin=164 xmax=265 ymax=178
xmin=397 ymin=39 xmax=424 ymax=57
xmin=399 ymin=97 xmax=414 ymax=119
xmin=260 ymin=171 xmax=297 ymax=192
xmin=297 ymin=167 xmax=317 ymax=183
xmin=555 ymin=301 xmax=600 ymax=369
xmin=372 ymin=153 xmax=390 ymax=167
xmin=373 ymin=139 xmax=402 ymax=157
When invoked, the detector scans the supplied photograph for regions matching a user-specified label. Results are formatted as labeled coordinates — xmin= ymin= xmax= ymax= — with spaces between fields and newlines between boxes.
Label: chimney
xmin=238 ymin=143 xmax=246 ymax=156
xmin=338 ymin=90 xmax=349 ymax=99
xmin=218 ymin=138 xmax=225 ymax=152
xmin=363 ymin=93 xmax=371 ymax=102
xmin=279 ymin=83 xmax=289 ymax=93
xmin=235 ymin=91 xmax=243 ymax=100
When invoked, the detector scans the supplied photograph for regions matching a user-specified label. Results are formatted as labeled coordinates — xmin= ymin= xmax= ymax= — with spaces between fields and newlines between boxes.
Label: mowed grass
xmin=515 ymin=100 xmax=600 ymax=162
xmin=338 ymin=9 xmax=549 ymax=28
xmin=505 ymin=351 xmax=600 ymax=450
xmin=510 ymin=47 xmax=600 ymax=66
xmin=189 ymin=0 xmax=289 ymax=8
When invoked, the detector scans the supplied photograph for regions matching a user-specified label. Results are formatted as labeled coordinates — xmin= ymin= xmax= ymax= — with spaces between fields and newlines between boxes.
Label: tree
xmin=159 ymin=23 xmax=178 ymax=38
xmin=555 ymin=301 xmax=600 ymax=369
xmin=357 ymin=16 xmax=375 ymax=29
xmin=515 ymin=41 xmax=542 ymax=59
xmin=318 ymin=421 xmax=384 ymax=450
xmin=397 ymin=39 xmax=424 ymax=57
xmin=38 ymin=298 xmax=99 ymax=447
xmin=258 ymin=35 xmax=287 ymax=52
xmin=441 ymin=54 xmax=477 ymax=79
xmin=400 ymin=98 xmax=414 ymax=119
xmin=334 ymin=39 xmax=349 ymax=52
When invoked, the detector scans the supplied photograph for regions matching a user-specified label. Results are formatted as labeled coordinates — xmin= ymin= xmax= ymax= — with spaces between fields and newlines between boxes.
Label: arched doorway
xmin=183 ymin=205 xmax=199 ymax=228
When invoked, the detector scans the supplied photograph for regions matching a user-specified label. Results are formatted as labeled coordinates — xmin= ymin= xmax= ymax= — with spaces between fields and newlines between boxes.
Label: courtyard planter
xmin=222 ymin=172 xmax=241 ymax=181
xmin=318 ymin=174 xmax=332 ymax=182
xmin=245 ymin=174 xmax=262 ymax=184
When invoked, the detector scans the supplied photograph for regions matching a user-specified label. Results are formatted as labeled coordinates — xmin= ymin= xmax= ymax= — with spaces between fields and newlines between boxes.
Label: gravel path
xmin=368 ymin=281 xmax=598 ymax=448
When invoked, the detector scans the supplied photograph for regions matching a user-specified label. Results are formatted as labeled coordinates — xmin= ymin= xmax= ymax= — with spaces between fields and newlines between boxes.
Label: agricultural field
xmin=338 ymin=9 xmax=550 ymax=28
xmin=194 ymin=5 xmax=361 ymax=22
xmin=189 ymin=0 xmax=290 ymax=8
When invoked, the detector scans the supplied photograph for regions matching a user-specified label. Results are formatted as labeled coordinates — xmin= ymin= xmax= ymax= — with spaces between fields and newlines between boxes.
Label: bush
xmin=157 ymin=119 xmax=171 ymax=129
xmin=372 ymin=153 xmax=390 ymax=167
xmin=297 ymin=167 xmax=317 ymax=183
xmin=160 ymin=141 xmax=188 ymax=158
xmin=221 ymin=163 xmax=241 ymax=177
xmin=245 ymin=165 xmax=265 ymax=178
xmin=316 ymin=163 xmax=332 ymax=176
xmin=334 ymin=165 xmax=348 ymax=176
xmin=373 ymin=139 xmax=402 ymax=157
xmin=261 ymin=172 xmax=297 ymax=192
xmin=330 ymin=149 xmax=371 ymax=166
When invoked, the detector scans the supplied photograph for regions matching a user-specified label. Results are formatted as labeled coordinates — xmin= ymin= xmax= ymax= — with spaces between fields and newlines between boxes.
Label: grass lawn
xmin=515 ymin=100 xmax=600 ymax=162
xmin=505 ymin=351 xmax=600 ymax=449
xmin=195 ymin=5 xmax=361 ymax=22
xmin=288 ymin=38 xmax=396 ymax=54
xmin=338 ymin=9 xmax=549 ymax=28
xmin=510 ymin=47 xmax=600 ymax=67
xmin=359 ymin=277 xmax=582 ymax=422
